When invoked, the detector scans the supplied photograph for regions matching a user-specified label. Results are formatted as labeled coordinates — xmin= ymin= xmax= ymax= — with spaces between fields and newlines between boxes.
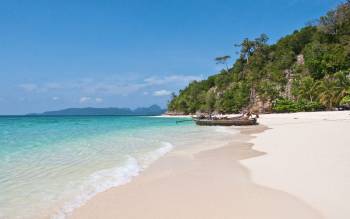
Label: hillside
xmin=28 ymin=105 xmax=166 ymax=116
xmin=168 ymin=1 xmax=350 ymax=114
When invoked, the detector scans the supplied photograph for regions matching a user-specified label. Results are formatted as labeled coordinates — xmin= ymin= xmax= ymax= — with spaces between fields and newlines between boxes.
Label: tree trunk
xmin=249 ymin=84 xmax=256 ymax=109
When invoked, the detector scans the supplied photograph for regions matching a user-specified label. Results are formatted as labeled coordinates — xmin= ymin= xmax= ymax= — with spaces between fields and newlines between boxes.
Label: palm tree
xmin=318 ymin=77 xmax=337 ymax=110
xmin=333 ymin=71 xmax=350 ymax=103
xmin=297 ymin=76 xmax=320 ymax=102
xmin=318 ymin=72 xmax=350 ymax=109
xmin=215 ymin=55 xmax=231 ymax=72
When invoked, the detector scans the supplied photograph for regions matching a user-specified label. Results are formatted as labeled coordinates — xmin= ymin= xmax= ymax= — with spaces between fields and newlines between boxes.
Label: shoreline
xmin=69 ymin=111 xmax=347 ymax=219
xmin=67 ymin=111 xmax=350 ymax=219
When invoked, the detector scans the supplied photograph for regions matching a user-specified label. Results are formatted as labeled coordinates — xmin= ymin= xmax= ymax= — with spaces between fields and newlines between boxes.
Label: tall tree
xmin=318 ymin=72 xmax=349 ymax=109
xmin=215 ymin=55 xmax=231 ymax=72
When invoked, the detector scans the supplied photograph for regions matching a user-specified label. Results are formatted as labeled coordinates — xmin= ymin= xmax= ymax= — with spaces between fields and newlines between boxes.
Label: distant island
xmin=168 ymin=1 xmax=350 ymax=114
xmin=28 ymin=105 xmax=166 ymax=116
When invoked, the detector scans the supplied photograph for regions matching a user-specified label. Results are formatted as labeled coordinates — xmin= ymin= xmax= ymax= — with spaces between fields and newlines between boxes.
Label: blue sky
xmin=0 ymin=0 xmax=342 ymax=114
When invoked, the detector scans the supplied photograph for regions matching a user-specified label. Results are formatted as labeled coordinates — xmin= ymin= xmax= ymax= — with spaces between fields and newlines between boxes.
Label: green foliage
xmin=257 ymin=80 xmax=280 ymax=102
xmin=215 ymin=71 xmax=233 ymax=90
xmin=200 ymin=91 xmax=216 ymax=113
xmin=340 ymin=95 xmax=350 ymax=106
xmin=292 ymin=76 xmax=319 ymax=102
xmin=273 ymin=99 xmax=323 ymax=113
xmin=168 ymin=1 xmax=350 ymax=114
xmin=304 ymin=42 xmax=349 ymax=79
xmin=277 ymin=26 xmax=317 ymax=54
xmin=318 ymin=72 xmax=350 ymax=109
xmin=318 ymin=1 xmax=350 ymax=38
xmin=216 ymin=82 xmax=250 ymax=113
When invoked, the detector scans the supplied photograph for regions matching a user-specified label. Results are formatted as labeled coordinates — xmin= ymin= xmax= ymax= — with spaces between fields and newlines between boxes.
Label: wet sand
xmin=71 ymin=123 xmax=324 ymax=219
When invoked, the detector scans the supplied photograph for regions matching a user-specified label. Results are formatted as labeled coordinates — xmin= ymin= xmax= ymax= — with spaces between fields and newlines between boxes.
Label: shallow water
xmin=0 ymin=116 xmax=233 ymax=219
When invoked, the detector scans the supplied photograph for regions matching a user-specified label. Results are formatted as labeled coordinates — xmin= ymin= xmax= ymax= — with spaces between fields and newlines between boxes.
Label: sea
xmin=0 ymin=116 xmax=233 ymax=219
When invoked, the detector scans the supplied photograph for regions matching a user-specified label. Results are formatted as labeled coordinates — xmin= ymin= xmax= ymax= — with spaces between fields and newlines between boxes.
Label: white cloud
xmin=95 ymin=97 xmax=103 ymax=103
xmin=144 ymin=75 xmax=202 ymax=86
xmin=19 ymin=83 xmax=38 ymax=92
xmin=19 ymin=82 xmax=63 ymax=92
xmin=45 ymin=82 xmax=63 ymax=90
xmin=153 ymin=89 xmax=172 ymax=97
xmin=17 ymin=74 xmax=202 ymax=99
xmin=52 ymin=97 xmax=60 ymax=101
xmin=70 ymin=75 xmax=200 ymax=96
xmin=82 ymin=82 xmax=146 ymax=95
xmin=79 ymin=96 xmax=91 ymax=103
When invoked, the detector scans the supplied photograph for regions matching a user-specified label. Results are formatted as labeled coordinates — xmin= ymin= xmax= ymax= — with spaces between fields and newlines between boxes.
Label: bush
xmin=300 ymin=101 xmax=324 ymax=112
xmin=273 ymin=99 xmax=323 ymax=113
xmin=340 ymin=95 xmax=350 ymax=106
xmin=273 ymin=99 xmax=299 ymax=113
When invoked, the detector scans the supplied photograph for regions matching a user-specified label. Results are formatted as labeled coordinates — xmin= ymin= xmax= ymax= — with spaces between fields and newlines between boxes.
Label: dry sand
xmin=242 ymin=111 xmax=350 ymax=219
xmin=70 ymin=111 xmax=350 ymax=219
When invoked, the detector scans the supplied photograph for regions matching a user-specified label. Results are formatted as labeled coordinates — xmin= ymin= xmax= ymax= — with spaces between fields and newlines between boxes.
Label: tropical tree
xmin=215 ymin=55 xmax=231 ymax=72
xmin=340 ymin=93 xmax=350 ymax=107
xmin=167 ymin=1 xmax=350 ymax=114
xmin=204 ymin=91 xmax=216 ymax=113
xmin=294 ymin=76 xmax=320 ymax=102
xmin=235 ymin=34 xmax=269 ymax=64
xmin=318 ymin=72 xmax=350 ymax=109
xmin=333 ymin=71 xmax=350 ymax=103
xmin=258 ymin=80 xmax=279 ymax=106
xmin=318 ymin=0 xmax=350 ymax=36
xmin=317 ymin=78 xmax=337 ymax=109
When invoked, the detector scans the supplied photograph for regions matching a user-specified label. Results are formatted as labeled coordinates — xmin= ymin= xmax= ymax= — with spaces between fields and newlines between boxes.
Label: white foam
xmin=214 ymin=126 xmax=238 ymax=135
xmin=140 ymin=142 xmax=174 ymax=169
xmin=52 ymin=142 xmax=174 ymax=219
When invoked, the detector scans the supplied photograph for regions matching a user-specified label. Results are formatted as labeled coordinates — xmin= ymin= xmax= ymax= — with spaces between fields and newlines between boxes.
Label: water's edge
xmin=0 ymin=116 xmax=237 ymax=219
xmin=56 ymin=126 xmax=236 ymax=219
xmin=53 ymin=142 xmax=174 ymax=219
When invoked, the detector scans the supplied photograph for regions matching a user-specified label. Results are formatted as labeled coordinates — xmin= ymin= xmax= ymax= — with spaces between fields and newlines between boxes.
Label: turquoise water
xmin=0 ymin=116 xmax=228 ymax=219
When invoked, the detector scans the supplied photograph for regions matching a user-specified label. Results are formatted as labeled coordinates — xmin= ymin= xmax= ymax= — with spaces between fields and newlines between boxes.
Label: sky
xmin=0 ymin=0 xmax=343 ymax=114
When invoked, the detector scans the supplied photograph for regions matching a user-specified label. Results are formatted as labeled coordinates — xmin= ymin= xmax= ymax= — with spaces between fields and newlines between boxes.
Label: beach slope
xmin=242 ymin=111 xmax=350 ymax=219
xmin=68 ymin=111 xmax=350 ymax=219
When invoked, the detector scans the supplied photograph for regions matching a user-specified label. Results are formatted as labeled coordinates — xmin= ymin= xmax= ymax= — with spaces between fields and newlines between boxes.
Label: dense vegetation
xmin=168 ymin=1 xmax=350 ymax=114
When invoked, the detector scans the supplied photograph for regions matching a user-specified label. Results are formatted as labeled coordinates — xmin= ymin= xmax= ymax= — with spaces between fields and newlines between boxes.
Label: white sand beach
xmin=70 ymin=111 xmax=350 ymax=219
xmin=242 ymin=111 xmax=350 ymax=219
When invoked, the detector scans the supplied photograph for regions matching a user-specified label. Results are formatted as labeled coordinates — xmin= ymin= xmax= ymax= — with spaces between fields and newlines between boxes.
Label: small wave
xmin=214 ymin=126 xmax=238 ymax=134
xmin=140 ymin=142 xmax=174 ymax=169
xmin=53 ymin=142 xmax=174 ymax=219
